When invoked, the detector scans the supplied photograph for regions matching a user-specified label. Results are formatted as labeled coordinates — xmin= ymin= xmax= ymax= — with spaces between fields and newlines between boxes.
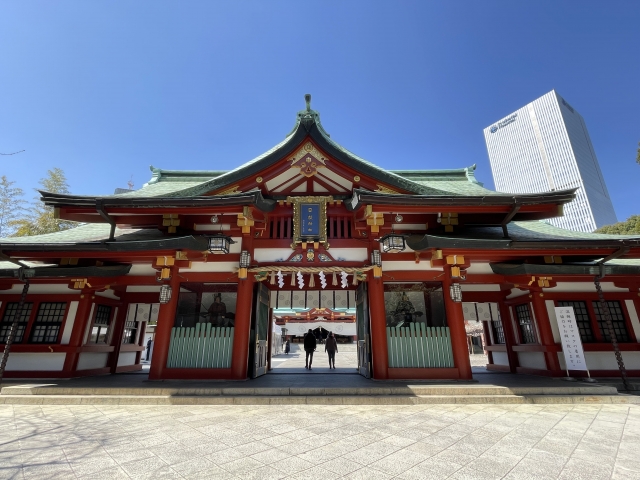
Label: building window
xmin=90 ymin=305 xmax=112 ymax=344
xmin=491 ymin=319 xmax=505 ymax=345
xmin=592 ymin=301 xmax=630 ymax=343
xmin=122 ymin=320 xmax=137 ymax=344
xmin=30 ymin=302 xmax=66 ymax=343
xmin=514 ymin=304 xmax=537 ymax=344
xmin=557 ymin=301 xmax=594 ymax=343
xmin=0 ymin=302 xmax=34 ymax=343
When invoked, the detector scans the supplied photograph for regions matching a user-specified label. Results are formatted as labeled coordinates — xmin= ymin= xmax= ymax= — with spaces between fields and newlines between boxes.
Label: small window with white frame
xmin=89 ymin=305 xmax=113 ymax=344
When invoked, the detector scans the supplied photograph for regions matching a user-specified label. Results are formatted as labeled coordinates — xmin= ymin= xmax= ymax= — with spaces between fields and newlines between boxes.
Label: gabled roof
xmin=0 ymin=223 xmax=208 ymax=251
xmin=39 ymin=95 xmax=573 ymax=204
xmin=76 ymin=96 xmax=492 ymax=200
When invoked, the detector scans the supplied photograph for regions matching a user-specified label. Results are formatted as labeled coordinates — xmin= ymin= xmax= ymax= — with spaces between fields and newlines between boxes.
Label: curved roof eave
xmin=156 ymin=108 xmax=448 ymax=198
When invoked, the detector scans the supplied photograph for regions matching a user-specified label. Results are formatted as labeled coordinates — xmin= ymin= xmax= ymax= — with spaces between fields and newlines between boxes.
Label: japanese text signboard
xmin=301 ymin=203 xmax=320 ymax=237
xmin=554 ymin=306 xmax=588 ymax=371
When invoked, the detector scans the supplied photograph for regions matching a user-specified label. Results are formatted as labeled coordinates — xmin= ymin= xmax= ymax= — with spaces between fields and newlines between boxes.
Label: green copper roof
xmin=108 ymin=97 xmax=485 ymax=198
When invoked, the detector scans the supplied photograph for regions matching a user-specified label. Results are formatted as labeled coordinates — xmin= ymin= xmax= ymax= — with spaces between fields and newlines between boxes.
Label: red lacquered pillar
xmin=230 ymin=234 xmax=254 ymax=380
xmin=368 ymin=271 xmax=389 ymax=379
xmin=230 ymin=276 xmax=254 ymax=379
xmin=148 ymin=270 xmax=179 ymax=380
xmin=442 ymin=270 xmax=473 ymax=380
xmin=530 ymin=291 xmax=562 ymax=374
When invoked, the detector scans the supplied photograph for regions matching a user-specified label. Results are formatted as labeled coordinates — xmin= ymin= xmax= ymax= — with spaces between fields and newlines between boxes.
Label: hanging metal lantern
xmin=379 ymin=233 xmax=406 ymax=253
xmin=208 ymin=235 xmax=233 ymax=254
xmin=370 ymin=249 xmax=382 ymax=267
xmin=159 ymin=284 xmax=173 ymax=304
xmin=449 ymin=283 xmax=462 ymax=303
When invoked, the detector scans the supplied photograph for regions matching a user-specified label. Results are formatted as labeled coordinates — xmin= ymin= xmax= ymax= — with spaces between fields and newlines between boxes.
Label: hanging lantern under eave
xmin=208 ymin=235 xmax=233 ymax=254
xmin=159 ymin=284 xmax=173 ymax=304
xmin=379 ymin=233 xmax=406 ymax=253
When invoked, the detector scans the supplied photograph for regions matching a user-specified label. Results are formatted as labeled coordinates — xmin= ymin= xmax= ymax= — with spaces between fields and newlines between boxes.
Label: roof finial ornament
xmin=305 ymin=93 xmax=311 ymax=112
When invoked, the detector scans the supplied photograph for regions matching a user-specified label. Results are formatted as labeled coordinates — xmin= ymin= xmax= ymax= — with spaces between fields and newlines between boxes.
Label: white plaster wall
xmin=506 ymin=288 xmax=529 ymax=299
xmin=382 ymin=261 xmax=441 ymax=271
xmin=546 ymin=300 xmax=561 ymax=343
xmin=181 ymin=262 xmax=238 ymax=273
xmin=625 ymin=300 xmax=640 ymax=342
xmin=329 ymin=248 xmax=368 ymax=262
xmin=127 ymin=264 xmax=158 ymax=276
xmin=117 ymin=352 xmax=137 ymax=367
xmin=465 ymin=263 xmax=494 ymax=275
xmin=492 ymin=351 xmax=509 ymax=366
xmin=5 ymin=353 xmax=66 ymax=371
xmin=517 ymin=352 xmax=546 ymax=370
xmin=95 ymin=289 xmax=119 ymax=300
xmin=254 ymin=249 xmax=296 ymax=263
xmin=60 ymin=301 xmax=79 ymax=344
xmin=546 ymin=282 xmax=627 ymax=293
xmin=77 ymin=353 xmax=109 ymax=370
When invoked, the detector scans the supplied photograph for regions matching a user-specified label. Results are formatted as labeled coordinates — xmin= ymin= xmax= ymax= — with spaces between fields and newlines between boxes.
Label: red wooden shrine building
xmin=1 ymin=95 xmax=640 ymax=381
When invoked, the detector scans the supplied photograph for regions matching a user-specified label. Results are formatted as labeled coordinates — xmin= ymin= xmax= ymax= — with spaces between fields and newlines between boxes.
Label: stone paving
xmin=1 ymin=402 xmax=639 ymax=479
xmin=271 ymin=343 xmax=358 ymax=373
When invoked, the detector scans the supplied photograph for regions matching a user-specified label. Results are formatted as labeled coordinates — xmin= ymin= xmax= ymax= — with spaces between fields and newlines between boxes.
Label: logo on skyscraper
xmin=490 ymin=125 xmax=498 ymax=133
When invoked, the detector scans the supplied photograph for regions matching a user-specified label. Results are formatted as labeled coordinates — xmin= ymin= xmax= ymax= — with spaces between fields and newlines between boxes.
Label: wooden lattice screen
xmin=167 ymin=325 xmax=234 ymax=368
xmin=387 ymin=325 xmax=454 ymax=368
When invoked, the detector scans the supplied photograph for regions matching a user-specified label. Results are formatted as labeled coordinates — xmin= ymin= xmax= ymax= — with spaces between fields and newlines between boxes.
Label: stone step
xmin=0 ymin=393 xmax=637 ymax=406
xmin=0 ymin=384 xmax=619 ymax=396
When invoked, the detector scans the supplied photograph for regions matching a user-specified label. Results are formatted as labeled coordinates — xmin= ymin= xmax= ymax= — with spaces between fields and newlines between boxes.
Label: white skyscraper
xmin=483 ymin=90 xmax=617 ymax=232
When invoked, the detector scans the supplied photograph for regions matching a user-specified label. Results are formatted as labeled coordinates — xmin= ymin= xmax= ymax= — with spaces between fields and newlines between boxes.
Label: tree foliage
xmin=11 ymin=168 xmax=77 ymax=236
xmin=0 ymin=175 xmax=26 ymax=238
xmin=595 ymin=215 xmax=640 ymax=235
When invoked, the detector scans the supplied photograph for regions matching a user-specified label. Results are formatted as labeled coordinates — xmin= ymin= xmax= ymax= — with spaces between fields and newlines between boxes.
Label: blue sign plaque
xmin=302 ymin=203 xmax=320 ymax=237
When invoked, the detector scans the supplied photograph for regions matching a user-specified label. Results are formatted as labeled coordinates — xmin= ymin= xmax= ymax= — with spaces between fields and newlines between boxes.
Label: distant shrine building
xmin=1 ymin=96 xmax=640 ymax=381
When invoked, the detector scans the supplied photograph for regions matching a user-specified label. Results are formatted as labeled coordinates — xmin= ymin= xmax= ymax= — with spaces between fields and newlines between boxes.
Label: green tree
xmin=0 ymin=175 xmax=26 ymax=238
xmin=595 ymin=215 xmax=640 ymax=235
xmin=11 ymin=168 xmax=77 ymax=236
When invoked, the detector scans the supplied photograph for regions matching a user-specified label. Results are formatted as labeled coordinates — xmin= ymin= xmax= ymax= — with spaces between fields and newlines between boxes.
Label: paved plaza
xmin=1 ymin=401 xmax=638 ymax=479
xmin=271 ymin=343 xmax=358 ymax=373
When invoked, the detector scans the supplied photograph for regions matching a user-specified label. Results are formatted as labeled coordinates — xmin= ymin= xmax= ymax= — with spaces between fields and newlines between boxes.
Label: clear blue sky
xmin=1 ymin=2 xmax=639 ymax=222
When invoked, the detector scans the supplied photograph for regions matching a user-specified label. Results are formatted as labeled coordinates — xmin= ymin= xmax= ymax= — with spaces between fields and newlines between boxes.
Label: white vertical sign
xmin=554 ymin=306 xmax=588 ymax=371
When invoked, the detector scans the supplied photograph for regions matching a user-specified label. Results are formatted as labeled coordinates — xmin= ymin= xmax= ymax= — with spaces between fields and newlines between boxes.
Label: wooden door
xmin=251 ymin=283 xmax=270 ymax=378
xmin=356 ymin=282 xmax=371 ymax=378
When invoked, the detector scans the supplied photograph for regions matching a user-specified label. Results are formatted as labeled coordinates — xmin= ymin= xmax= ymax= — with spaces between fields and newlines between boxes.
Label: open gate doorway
xmin=250 ymin=283 xmax=369 ymax=376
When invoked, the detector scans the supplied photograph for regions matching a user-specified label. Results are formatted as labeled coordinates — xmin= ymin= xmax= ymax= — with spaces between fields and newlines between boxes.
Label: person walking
xmin=325 ymin=332 xmax=338 ymax=369
xmin=303 ymin=329 xmax=316 ymax=370
xmin=284 ymin=339 xmax=290 ymax=355
xmin=145 ymin=337 xmax=152 ymax=361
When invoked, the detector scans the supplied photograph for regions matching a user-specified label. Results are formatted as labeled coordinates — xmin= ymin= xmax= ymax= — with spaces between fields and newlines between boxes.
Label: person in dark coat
xmin=325 ymin=332 xmax=338 ymax=369
xmin=303 ymin=328 xmax=317 ymax=370
xmin=284 ymin=339 xmax=290 ymax=354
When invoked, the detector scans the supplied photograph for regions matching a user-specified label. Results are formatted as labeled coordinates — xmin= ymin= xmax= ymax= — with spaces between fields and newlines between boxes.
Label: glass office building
xmin=483 ymin=90 xmax=617 ymax=232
